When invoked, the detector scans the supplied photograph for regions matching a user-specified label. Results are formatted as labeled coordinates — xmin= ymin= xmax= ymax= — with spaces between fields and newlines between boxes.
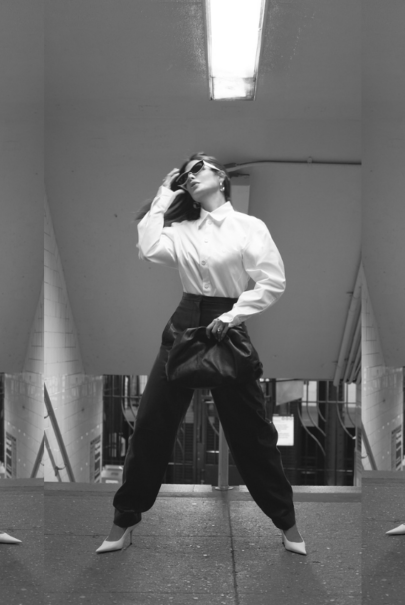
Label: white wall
xmin=44 ymin=197 xmax=103 ymax=483
xmin=45 ymin=132 xmax=361 ymax=378
xmin=247 ymin=163 xmax=361 ymax=378
xmin=362 ymin=276 xmax=403 ymax=471
xmin=0 ymin=0 xmax=43 ymax=372
xmin=362 ymin=2 xmax=405 ymax=366
xmin=362 ymin=119 xmax=405 ymax=366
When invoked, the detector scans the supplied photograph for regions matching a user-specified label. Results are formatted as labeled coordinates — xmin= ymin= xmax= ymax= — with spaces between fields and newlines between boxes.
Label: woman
xmin=97 ymin=152 xmax=306 ymax=555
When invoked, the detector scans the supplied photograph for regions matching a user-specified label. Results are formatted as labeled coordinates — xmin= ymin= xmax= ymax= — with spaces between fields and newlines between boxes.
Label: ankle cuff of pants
xmin=114 ymin=508 xmax=141 ymax=529
xmin=273 ymin=513 xmax=296 ymax=532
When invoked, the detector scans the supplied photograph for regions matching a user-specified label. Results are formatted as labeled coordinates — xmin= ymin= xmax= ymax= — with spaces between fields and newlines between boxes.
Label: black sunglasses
xmin=177 ymin=160 xmax=219 ymax=188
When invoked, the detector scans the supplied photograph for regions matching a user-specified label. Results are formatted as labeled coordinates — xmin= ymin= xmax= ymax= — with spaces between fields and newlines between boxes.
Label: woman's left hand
xmin=206 ymin=318 xmax=232 ymax=342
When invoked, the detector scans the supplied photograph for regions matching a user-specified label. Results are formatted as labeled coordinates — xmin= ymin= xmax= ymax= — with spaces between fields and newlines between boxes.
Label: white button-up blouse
xmin=137 ymin=186 xmax=286 ymax=325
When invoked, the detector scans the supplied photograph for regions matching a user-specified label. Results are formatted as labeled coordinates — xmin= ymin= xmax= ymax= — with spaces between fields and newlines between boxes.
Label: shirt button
xmin=201 ymin=260 xmax=206 ymax=266
xmin=204 ymin=284 xmax=209 ymax=290
xmin=207 ymin=220 xmax=212 ymax=225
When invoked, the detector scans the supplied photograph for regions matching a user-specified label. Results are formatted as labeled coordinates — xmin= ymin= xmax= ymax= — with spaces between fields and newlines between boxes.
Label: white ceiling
xmin=44 ymin=0 xmax=362 ymax=377
xmin=363 ymin=0 xmax=405 ymax=120
xmin=45 ymin=0 xmax=360 ymax=122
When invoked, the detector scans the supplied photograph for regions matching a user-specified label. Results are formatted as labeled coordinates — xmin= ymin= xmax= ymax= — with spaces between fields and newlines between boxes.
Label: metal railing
xmin=216 ymin=424 xmax=232 ymax=490
xmin=361 ymin=422 xmax=377 ymax=471
xmin=44 ymin=384 xmax=76 ymax=482
xmin=30 ymin=435 xmax=44 ymax=478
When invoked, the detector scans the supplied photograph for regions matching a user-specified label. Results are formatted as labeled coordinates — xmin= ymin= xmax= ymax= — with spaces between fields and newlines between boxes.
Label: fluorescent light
xmin=205 ymin=0 xmax=266 ymax=100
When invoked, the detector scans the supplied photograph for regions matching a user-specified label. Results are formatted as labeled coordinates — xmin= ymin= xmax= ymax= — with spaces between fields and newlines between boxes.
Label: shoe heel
xmin=129 ymin=529 xmax=134 ymax=545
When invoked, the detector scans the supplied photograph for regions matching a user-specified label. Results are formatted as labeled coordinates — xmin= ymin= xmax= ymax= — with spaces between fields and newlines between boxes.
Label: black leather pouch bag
xmin=165 ymin=325 xmax=263 ymax=389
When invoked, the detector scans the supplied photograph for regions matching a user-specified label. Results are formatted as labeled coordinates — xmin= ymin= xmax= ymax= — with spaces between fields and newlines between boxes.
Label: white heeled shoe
xmin=386 ymin=523 xmax=405 ymax=535
xmin=96 ymin=524 xmax=138 ymax=553
xmin=0 ymin=532 xmax=22 ymax=544
xmin=282 ymin=532 xmax=307 ymax=555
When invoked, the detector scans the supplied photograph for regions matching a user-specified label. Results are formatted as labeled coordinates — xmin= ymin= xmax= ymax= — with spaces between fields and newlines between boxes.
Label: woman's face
xmin=183 ymin=160 xmax=222 ymax=202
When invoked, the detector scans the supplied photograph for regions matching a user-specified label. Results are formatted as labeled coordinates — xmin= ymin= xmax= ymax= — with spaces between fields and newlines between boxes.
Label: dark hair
xmin=134 ymin=152 xmax=231 ymax=227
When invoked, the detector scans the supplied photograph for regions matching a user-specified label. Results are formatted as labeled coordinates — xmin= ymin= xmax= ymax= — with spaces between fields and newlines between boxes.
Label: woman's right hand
xmin=162 ymin=168 xmax=181 ymax=190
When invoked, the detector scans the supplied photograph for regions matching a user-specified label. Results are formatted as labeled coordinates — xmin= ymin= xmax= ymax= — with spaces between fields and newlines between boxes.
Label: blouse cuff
xmin=150 ymin=186 xmax=176 ymax=213
xmin=217 ymin=311 xmax=243 ymax=326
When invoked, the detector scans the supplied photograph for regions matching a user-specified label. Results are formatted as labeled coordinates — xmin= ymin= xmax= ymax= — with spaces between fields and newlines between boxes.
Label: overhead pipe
xmin=317 ymin=400 xmax=326 ymax=424
xmin=333 ymin=264 xmax=363 ymax=387
xmin=336 ymin=402 xmax=356 ymax=440
xmin=348 ymin=345 xmax=362 ymax=384
xmin=305 ymin=398 xmax=326 ymax=438
xmin=296 ymin=404 xmax=326 ymax=457
xmin=44 ymin=431 xmax=63 ymax=482
xmin=343 ymin=311 xmax=361 ymax=383
xmin=30 ymin=435 xmax=44 ymax=479
xmin=347 ymin=336 xmax=361 ymax=384
xmin=344 ymin=399 xmax=357 ymax=429
xmin=361 ymin=423 xmax=378 ymax=471
xmin=226 ymin=158 xmax=361 ymax=173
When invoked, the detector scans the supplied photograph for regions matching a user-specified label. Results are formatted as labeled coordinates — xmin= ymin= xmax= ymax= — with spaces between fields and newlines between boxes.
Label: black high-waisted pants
xmin=113 ymin=293 xmax=296 ymax=531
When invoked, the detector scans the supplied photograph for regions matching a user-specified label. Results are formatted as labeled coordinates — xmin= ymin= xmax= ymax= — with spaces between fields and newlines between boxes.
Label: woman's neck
xmin=199 ymin=191 xmax=226 ymax=213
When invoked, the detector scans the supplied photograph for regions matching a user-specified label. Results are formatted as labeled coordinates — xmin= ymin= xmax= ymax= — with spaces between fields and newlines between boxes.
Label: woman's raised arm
xmin=137 ymin=170 xmax=183 ymax=267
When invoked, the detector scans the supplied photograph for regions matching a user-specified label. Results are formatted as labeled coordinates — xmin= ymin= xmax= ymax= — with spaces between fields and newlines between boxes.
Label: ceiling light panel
xmin=205 ymin=0 xmax=266 ymax=100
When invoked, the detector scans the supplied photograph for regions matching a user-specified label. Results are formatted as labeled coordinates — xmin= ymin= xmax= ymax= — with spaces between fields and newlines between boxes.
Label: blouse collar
xmin=198 ymin=201 xmax=234 ymax=228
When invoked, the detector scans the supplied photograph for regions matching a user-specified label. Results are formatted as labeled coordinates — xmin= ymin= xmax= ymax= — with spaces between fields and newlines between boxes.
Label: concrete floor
xmin=44 ymin=482 xmax=361 ymax=605
xmin=0 ymin=479 xmax=43 ymax=605
xmin=362 ymin=471 xmax=405 ymax=605
xmin=4 ymin=471 xmax=405 ymax=603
